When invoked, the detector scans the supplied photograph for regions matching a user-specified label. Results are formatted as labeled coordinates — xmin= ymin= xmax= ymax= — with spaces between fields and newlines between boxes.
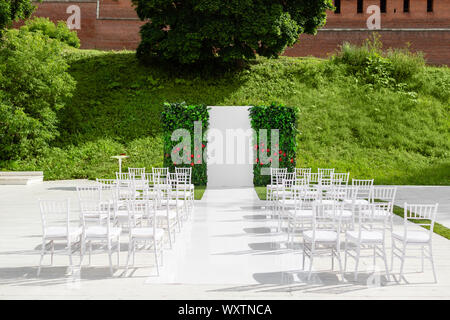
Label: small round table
xmin=111 ymin=155 xmax=129 ymax=174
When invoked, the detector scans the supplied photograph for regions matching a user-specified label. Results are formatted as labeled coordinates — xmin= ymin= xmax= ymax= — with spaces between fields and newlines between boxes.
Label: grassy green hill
xmin=5 ymin=48 xmax=450 ymax=185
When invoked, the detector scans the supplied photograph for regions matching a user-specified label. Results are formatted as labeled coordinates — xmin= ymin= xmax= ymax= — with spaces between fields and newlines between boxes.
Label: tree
xmin=0 ymin=29 xmax=76 ymax=161
xmin=132 ymin=0 xmax=334 ymax=65
xmin=0 ymin=0 xmax=40 ymax=31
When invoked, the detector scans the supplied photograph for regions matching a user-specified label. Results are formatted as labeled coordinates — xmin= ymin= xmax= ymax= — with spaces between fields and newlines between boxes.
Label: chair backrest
xmin=152 ymin=168 xmax=169 ymax=183
xmin=39 ymin=199 xmax=71 ymax=238
xmin=352 ymin=179 xmax=374 ymax=199
xmin=175 ymin=167 xmax=192 ymax=185
xmin=318 ymin=168 xmax=335 ymax=178
xmin=143 ymin=172 xmax=159 ymax=185
xmin=126 ymin=195 xmax=157 ymax=230
xmin=295 ymin=168 xmax=312 ymax=179
xmin=403 ymin=203 xmax=438 ymax=238
xmin=116 ymin=172 xmax=134 ymax=181
xmin=354 ymin=202 xmax=391 ymax=240
xmin=128 ymin=167 xmax=145 ymax=179
xmin=270 ymin=168 xmax=287 ymax=185
xmin=80 ymin=200 xmax=112 ymax=233
xmin=311 ymin=202 xmax=345 ymax=241
xmin=96 ymin=178 xmax=117 ymax=201
xmin=305 ymin=172 xmax=322 ymax=184
xmin=341 ymin=185 xmax=358 ymax=202
xmin=371 ymin=186 xmax=397 ymax=204
xmin=76 ymin=185 xmax=101 ymax=202
xmin=332 ymin=172 xmax=350 ymax=185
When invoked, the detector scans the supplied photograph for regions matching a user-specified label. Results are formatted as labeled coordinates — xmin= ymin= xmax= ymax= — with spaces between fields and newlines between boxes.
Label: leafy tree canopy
xmin=0 ymin=0 xmax=40 ymax=30
xmin=132 ymin=0 xmax=334 ymax=65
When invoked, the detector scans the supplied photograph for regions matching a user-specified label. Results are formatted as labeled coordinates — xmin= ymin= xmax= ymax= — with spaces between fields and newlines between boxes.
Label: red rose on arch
xmin=191 ymin=154 xmax=194 ymax=158
xmin=279 ymin=157 xmax=282 ymax=162
xmin=190 ymin=162 xmax=194 ymax=166
xmin=279 ymin=150 xmax=282 ymax=154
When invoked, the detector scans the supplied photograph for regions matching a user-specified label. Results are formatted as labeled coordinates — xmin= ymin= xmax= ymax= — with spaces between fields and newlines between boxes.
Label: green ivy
xmin=249 ymin=103 xmax=298 ymax=186
xmin=161 ymin=102 xmax=209 ymax=185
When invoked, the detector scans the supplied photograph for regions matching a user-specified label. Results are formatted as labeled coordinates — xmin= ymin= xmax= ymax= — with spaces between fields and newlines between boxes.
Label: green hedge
xmin=161 ymin=102 xmax=209 ymax=185
xmin=250 ymin=104 xmax=299 ymax=186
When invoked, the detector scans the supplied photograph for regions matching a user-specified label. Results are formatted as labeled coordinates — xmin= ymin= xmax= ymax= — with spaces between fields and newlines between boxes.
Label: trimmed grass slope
xmin=4 ymin=49 xmax=449 ymax=185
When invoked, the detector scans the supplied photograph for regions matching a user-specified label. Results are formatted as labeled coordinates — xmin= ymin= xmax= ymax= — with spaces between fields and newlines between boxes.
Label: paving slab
xmin=0 ymin=181 xmax=449 ymax=299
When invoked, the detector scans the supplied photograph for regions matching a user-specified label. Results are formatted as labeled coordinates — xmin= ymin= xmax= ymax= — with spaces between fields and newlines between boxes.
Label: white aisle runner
xmin=144 ymin=188 xmax=301 ymax=285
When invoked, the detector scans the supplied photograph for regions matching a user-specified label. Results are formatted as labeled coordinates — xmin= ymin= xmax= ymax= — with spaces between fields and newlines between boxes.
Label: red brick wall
xmin=28 ymin=0 xmax=450 ymax=65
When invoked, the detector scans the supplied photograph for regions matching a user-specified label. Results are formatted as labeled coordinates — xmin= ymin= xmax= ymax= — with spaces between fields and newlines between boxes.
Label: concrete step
xmin=0 ymin=171 xmax=44 ymax=185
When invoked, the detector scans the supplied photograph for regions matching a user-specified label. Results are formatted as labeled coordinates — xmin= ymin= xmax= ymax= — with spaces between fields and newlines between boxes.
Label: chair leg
xmin=331 ymin=248 xmax=334 ymax=271
xmin=50 ymin=240 xmax=54 ymax=266
xmin=125 ymin=239 xmax=132 ymax=274
xmin=399 ymin=242 xmax=407 ymax=282
xmin=382 ymin=243 xmax=390 ymax=282
xmin=354 ymin=245 xmax=360 ymax=282
xmin=429 ymin=243 xmax=437 ymax=283
xmin=344 ymin=240 xmax=348 ymax=271
xmin=301 ymin=239 xmax=305 ymax=270
xmin=37 ymin=239 xmax=46 ymax=277
xmin=307 ymin=253 xmax=314 ymax=281
xmin=154 ymin=243 xmax=160 ymax=276
xmin=117 ymin=238 xmax=120 ymax=267
xmin=421 ymin=246 xmax=424 ymax=273
xmin=108 ymin=241 xmax=113 ymax=276
xmin=336 ymin=248 xmax=344 ymax=280
xmin=68 ymin=242 xmax=73 ymax=275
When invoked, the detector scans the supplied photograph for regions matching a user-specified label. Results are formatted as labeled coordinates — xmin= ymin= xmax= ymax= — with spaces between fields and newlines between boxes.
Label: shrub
xmin=22 ymin=17 xmax=80 ymax=48
xmin=250 ymin=104 xmax=298 ymax=186
xmin=132 ymin=0 xmax=333 ymax=65
xmin=331 ymin=34 xmax=425 ymax=88
xmin=161 ymin=102 xmax=209 ymax=185
xmin=0 ymin=29 xmax=76 ymax=161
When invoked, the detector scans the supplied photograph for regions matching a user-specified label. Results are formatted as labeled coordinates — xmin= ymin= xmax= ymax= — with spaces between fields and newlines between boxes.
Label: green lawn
xmin=194 ymin=186 xmax=206 ymax=200
xmin=3 ymin=48 xmax=449 ymax=185
xmin=254 ymin=186 xmax=450 ymax=240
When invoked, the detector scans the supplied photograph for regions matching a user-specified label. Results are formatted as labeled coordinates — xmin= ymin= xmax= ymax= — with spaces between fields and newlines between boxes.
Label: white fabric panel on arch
xmin=207 ymin=106 xmax=254 ymax=187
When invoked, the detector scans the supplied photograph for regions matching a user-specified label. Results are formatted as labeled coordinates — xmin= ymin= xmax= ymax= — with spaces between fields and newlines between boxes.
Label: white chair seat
xmin=278 ymin=199 xmax=301 ymax=206
xmin=324 ymin=209 xmax=353 ymax=218
xmin=343 ymin=199 xmax=369 ymax=205
xmin=85 ymin=226 xmax=122 ymax=238
xmin=303 ymin=230 xmax=338 ymax=242
xmin=360 ymin=209 xmax=391 ymax=218
xmin=392 ymin=230 xmax=431 ymax=243
xmin=318 ymin=200 xmax=340 ymax=205
xmin=174 ymin=191 xmax=192 ymax=198
xmin=155 ymin=209 xmax=177 ymax=220
xmin=346 ymin=230 xmax=383 ymax=243
xmin=45 ymin=226 xmax=83 ymax=240
xmin=130 ymin=228 xmax=164 ymax=240
xmin=161 ymin=200 xmax=184 ymax=207
xmin=287 ymin=209 xmax=313 ymax=218
xmin=267 ymin=184 xmax=284 ymax=190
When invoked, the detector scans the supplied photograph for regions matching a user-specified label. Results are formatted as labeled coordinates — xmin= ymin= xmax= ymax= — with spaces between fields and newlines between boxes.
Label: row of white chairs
xmin=267 ymin=168 xmax=439 ymax=282
xmin=37 ymin=167 xmax=194 ymax=277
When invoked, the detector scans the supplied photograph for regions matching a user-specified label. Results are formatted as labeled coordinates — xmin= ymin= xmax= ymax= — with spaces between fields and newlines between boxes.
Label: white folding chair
xmin=80 ymin=200 xmax=121 ymax=276
xmin=37 ymin=199 xmax=82 ymax=276
xmin=286 ymin=182 xmax=314 ymax=246
xmin=391 ymin=203 xmax=438 ymax=283
xmin=303 ymin=201 xmax=345 ymax=281
xmin=266 ymin=168 xmax=288 ymax=213
xmin=125 ymin=197 xmax=164 ymax=276
xmin=345 ymin=202 xmax=391 ymax=281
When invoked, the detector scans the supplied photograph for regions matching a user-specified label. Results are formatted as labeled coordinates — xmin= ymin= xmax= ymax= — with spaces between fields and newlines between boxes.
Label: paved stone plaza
xmin=0 ymin=181 xmax=449 ymax=299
